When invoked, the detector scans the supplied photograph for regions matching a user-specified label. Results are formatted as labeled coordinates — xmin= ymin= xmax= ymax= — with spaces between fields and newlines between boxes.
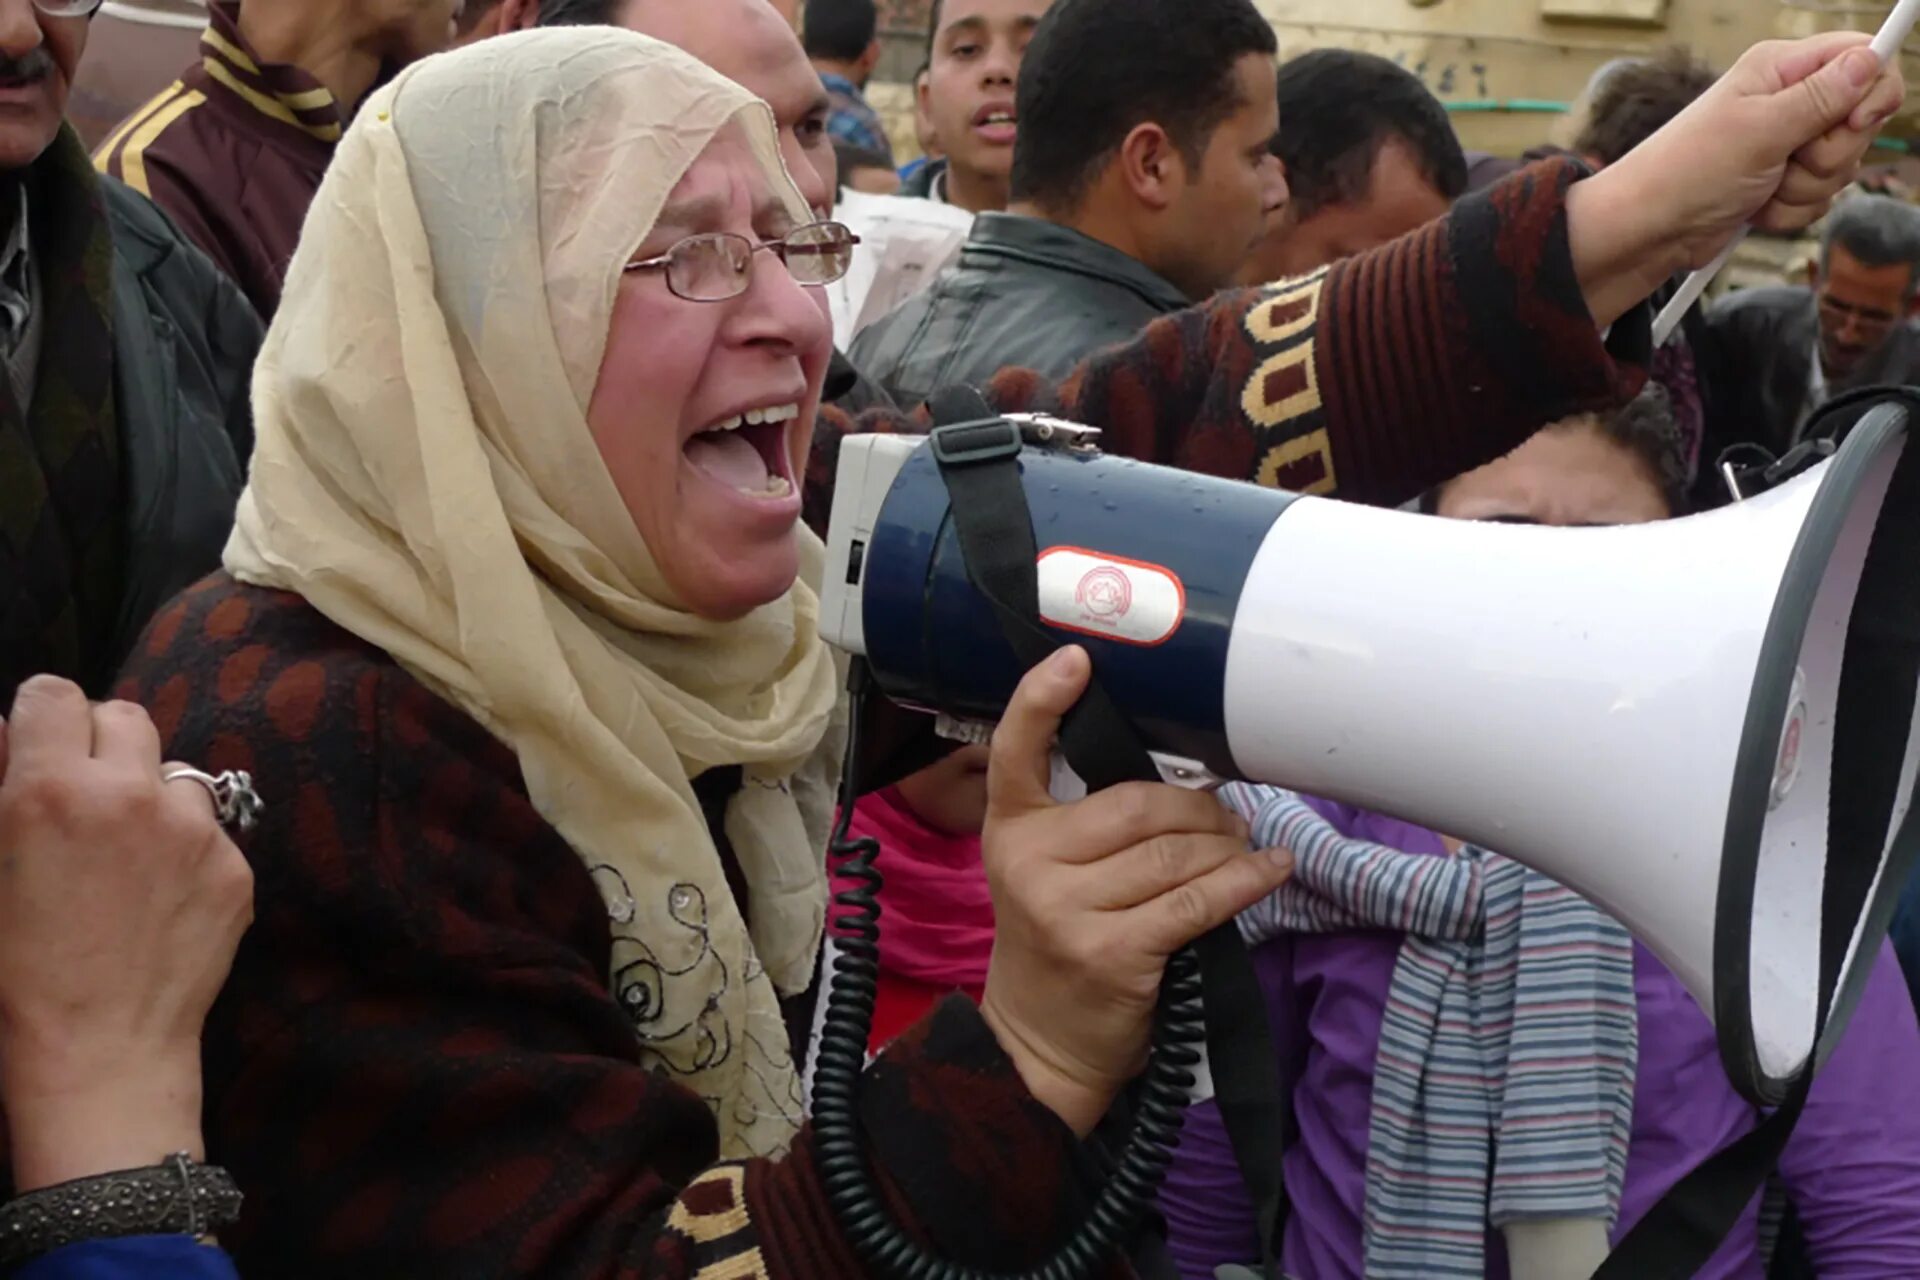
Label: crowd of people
xmin=1 ymin=0 xmax=1918 ymax=1276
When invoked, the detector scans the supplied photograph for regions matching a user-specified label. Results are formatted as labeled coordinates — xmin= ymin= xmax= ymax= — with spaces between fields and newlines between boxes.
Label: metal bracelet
xmin=0 ymin=1154 xmax=243 ymax=1267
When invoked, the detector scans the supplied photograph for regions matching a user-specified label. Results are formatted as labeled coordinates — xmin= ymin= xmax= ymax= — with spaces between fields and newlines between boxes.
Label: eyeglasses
xmin=623 ymin=221 xmax=860 ymax=302
xmin=34 ymin=0 xmax=104 ymax=16
xmin=1817 ymin=292 xmax=1899 ymax=338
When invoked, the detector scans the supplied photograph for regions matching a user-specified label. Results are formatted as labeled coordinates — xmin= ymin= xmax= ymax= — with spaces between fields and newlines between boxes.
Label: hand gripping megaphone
xmin=809 ymin=402 xmax=1920 ymax=1279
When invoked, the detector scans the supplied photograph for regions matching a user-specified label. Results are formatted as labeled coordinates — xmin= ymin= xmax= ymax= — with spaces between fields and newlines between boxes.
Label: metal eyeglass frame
xmin=622 ymin=221 xmax=861 ymax=302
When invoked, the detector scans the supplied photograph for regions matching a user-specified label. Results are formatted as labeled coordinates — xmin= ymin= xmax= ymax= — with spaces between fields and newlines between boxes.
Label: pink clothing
xmin=830 ymin=788 xmax=995 ymax=989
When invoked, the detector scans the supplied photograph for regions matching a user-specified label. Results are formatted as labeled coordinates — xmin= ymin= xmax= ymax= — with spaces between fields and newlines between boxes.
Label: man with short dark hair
xmin=1238 ymin=49 xmax=1465 ymax=285
xmin=1 ymin=0 xmax=261 ymax=703
xmin=854 ymin=0 xmax=1287 ymax=408
xmin=1702 ymin=194 xmax=1920 ymax=458
xmin=92 ymin=0 xmax=460 ymax=318
xmin=903 ymin=0 xmax=1048 ymax=212
xmin=805 ymin=0 xmax=892 ymax=164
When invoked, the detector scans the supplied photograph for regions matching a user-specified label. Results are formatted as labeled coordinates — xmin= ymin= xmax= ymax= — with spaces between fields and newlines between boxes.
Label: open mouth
xmin=972 ymin=104 xmax=1017 ymax=143
xmin=683 ymin=402 xmax=800 ymax=500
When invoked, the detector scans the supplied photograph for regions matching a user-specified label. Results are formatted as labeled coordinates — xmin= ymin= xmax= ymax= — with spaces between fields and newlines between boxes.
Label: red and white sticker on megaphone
xmin=1037 ymin=546 xmax=1187 ymax=648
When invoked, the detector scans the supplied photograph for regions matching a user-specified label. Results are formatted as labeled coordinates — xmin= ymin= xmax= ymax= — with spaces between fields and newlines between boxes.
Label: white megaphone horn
xmin=819 ymin=405 xmax=1920 ymax=1106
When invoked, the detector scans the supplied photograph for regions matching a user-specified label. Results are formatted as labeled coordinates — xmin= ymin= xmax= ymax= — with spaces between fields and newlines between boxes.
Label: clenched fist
xmin=0 ymin=676 xmax=253 ymax=1191
xmin=1573 ymin=31 xmax=1906 ymax=326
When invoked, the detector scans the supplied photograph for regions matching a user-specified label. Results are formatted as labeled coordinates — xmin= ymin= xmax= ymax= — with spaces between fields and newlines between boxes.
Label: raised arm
xmin=992 ymin=158 xmax=1644 ymax=508
xmin=806 ymin=34 xmax=1900 ymax=523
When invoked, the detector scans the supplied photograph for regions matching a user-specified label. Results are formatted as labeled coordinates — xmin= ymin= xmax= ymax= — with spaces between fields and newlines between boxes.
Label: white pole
xmin=1650 ymin=0 xmax=1920 ymax=346
xmin=97 ymin=1 xmax=207 ymax=29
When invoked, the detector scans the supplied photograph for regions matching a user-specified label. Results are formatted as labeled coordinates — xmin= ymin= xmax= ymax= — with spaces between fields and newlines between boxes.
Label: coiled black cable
xmin=810 ymin=659 xmax=1209 ymax=1280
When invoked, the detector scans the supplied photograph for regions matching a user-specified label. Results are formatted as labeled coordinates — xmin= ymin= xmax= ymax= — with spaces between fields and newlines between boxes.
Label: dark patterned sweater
xmin=117 ymin=580 xmax=1124 ymax=1280
xmin=806 ymin=157 xmax=1650 ymax=533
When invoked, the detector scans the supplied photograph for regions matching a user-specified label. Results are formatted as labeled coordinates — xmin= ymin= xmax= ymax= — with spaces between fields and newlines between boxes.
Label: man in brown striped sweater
xmin=91 ymin=0 xmax=458 ymax=318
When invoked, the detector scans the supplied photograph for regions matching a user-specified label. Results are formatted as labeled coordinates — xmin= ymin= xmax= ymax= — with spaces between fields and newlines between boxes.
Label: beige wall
xmin=1252 ymin=0 xmax=1908 ymax=157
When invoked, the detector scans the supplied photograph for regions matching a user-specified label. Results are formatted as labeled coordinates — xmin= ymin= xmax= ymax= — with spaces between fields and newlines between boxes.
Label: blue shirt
xmin=15 ymin=1237 xmax=241 ymax=1280
xmin=819 ymin=71 xmax=894 ymax=166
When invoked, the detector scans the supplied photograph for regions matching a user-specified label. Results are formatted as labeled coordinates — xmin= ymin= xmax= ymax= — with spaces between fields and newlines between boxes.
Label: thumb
xmin=987 ymin=646 xmax=1091 ymax=817
xmin=1779 ymin=45 xmax=1883 ymax=140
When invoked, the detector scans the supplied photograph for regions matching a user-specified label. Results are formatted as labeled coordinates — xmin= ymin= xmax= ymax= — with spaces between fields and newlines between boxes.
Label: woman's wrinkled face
xmin=586 ymin=128 xmax=833 ymax=622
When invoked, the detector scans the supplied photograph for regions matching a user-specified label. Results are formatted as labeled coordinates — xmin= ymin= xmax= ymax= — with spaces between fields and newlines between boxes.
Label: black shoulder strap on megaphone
xmin=924 ymin=387 xmax=1294 ymax=1278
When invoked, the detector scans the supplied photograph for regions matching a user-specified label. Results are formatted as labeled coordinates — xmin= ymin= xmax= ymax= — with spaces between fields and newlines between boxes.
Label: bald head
xmin=540 ymin=0 xmax=833 ymax=214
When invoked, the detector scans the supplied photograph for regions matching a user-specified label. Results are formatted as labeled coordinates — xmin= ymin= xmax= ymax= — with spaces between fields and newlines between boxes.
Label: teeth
xmin=764 ymin=475 xmax=793 ymax=497
xmin=707 ymin=403 xmax=798 ymax=433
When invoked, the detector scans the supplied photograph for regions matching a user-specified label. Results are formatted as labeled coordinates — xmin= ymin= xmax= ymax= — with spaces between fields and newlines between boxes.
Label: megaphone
xmin=819 ymin=406 xmax=1920 ymax=1108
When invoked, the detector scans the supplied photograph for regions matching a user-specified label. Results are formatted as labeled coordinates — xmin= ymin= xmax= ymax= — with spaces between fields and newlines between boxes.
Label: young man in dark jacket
xmin=1 ymin=0 xmax=261 ymax=704
xmin=852 ymin=0 xmax=1289 ymax=409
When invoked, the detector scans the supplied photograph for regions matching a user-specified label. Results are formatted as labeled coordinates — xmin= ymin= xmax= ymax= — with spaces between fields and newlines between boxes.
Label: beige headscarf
xmin=225 ymin=27 xmax=846 ymax=1158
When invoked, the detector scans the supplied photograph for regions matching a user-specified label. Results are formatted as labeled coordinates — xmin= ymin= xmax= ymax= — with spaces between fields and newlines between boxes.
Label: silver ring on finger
xmin=161 ymin=766 xmax=265 ymax=834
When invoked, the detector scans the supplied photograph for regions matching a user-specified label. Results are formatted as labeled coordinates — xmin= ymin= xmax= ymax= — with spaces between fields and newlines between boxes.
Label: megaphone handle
xmin=812 ymin=400 xmax=1290 ymax=1280
xmin=935 ymin=413 xmax=1291 ymax=1266
xmin=924 ymin=409 xmax=1295 ymax=1274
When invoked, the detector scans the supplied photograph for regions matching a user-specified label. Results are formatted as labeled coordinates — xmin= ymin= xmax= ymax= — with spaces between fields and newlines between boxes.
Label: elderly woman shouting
xmin=107 ymin=26 xmax=1284 ymax=1279
xmin=109 ymin=20 xmax=1902 ymax=1280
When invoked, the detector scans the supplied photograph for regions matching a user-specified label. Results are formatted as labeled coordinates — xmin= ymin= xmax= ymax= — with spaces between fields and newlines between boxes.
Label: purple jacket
xmin=1161 ymin=801 xmax=1920 ymax=1280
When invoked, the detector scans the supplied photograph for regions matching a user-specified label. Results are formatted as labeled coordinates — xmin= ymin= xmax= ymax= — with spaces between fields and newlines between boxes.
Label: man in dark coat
xmin=1 ymin=0 xmax=261 ymax=704
xmin=852 ymin=0 xmax=1288 ymax=409
xmin=1700 ymin=194 xmax=1920 ymax=469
